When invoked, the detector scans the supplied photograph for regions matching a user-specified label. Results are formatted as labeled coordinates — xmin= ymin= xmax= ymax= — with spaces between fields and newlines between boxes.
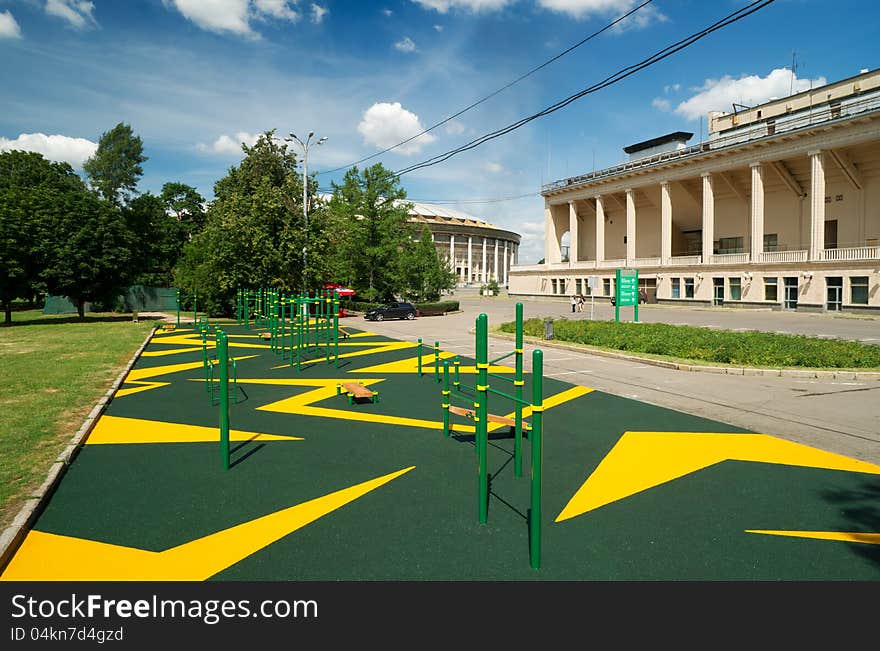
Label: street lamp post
xmin=285 ymin=131 xmax=327 ymax=292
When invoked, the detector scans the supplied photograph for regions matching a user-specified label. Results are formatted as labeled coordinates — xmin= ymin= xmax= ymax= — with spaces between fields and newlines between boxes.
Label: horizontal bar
xmin=486 ymin=386 xmax=531 ymax=406
xmin=488 ymin=372 xmax=515 ymax=383
xmin=489 ymin=350 xmax=516 ymax=364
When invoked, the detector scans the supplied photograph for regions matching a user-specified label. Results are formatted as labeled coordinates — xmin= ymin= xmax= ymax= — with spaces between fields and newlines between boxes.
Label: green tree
xmin=124 ymin=193 xmax=187 ymax=286
xmin=400 ymin=226 xmax=456 ymax=303
xmin=326 ymin=163 xmax=413 ymax=302
xmin=83 ymin=122 xmax=148 ymax=205
xmin=39 ymin=190 xmax=132 ymax=318
xmin=0 ymin=151 xmax=88 ymax=323
xmin=161 ymin=182 xmax=206 ymax=240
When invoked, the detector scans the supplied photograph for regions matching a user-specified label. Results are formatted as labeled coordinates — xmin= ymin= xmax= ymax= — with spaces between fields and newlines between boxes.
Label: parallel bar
xmin=529 ymin=349 xmax=543 ymax=569
xmin=218 ymin=329 xmax=230 ymax=471
xmin=488 ymin=372 xmax=515 ymax=383
xmin=477 ymin=313 xmax=488 ymax=524
xmin=442 ymin=361 xmax=450 ymax=437
xmin=417 ymin=338 xmax=423 ymax=377
xmin=489 ymin=350 xmax=516 ymax=364
xmin=515 ymin=301 xmax=524 ymax=478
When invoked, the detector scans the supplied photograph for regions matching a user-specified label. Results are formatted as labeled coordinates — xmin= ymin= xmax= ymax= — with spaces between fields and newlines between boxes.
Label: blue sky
xmin=1 ymin=0 xmax=877 ymax=262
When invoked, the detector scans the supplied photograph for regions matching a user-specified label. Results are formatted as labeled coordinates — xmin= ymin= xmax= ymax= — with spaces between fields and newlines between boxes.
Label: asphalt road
xmin=350 ymin=293 xmax=880 ymax=464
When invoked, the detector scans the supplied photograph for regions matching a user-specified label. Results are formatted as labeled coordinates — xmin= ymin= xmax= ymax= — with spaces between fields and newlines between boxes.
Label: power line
xmin=316 ymin=0 xmax=656 ymax=175
xmin=393 ymin=0 xmax=776 ymax=177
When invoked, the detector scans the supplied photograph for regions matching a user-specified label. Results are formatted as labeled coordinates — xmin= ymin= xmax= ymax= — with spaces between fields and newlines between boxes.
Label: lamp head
xmin=317 ymin=136 xmax=328 ymax=145
xmin=308 ymin=131 xmax=314 ymax=139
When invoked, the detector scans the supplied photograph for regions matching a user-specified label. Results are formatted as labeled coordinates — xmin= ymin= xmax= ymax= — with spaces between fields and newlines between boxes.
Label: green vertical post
xmin=193 ymin=289 xmax=198 ymax=324
xmin=442 ymin=360 xmax=450 ymax=437
xmin=417 ymin=338 xmax=423 ymax=377
xmin=514 ymin=301 xmax=524 ymax=478
xmin=333 ymin=298 xmax=339 ymax=367
xmin=176 ymin=289 xmax=180 ymax=328
xmin=614 ymin=269 xmax=620 ymax=323
xmin=201 ymin=327 xmax=209 ymax=393
xmin=244 ymin=291 xmax=250 ymax=330
xmin=280 ymin=296 xmax=287 ymax=359
xmin=217 ymin=329 xmax=230 ymax=471
xmin=453 ymin=357 xmax=460 ymax=391
xmin=325 ymin=295 xmax=332 ymax=363
xmin=530 ymin=349 xmax=544 ymax=569
xmin=477 ymin=313 xmax=489 ymax=524
xmin=434 ymin=341 xmax=440 ymax=383
xmin=296 ymin=306 xmax=302 ymax=372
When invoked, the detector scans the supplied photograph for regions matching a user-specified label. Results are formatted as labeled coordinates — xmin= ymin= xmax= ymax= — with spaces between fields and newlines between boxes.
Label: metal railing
xmin=822 ymin=246 xmax=880 ymax=261
xmin=666 ymin=255 xmax=702 ymax=266
xmin=711 ymin=252 xmax=751 ymax=264
xmin=759 ymin=250 xmax=808 ymax=263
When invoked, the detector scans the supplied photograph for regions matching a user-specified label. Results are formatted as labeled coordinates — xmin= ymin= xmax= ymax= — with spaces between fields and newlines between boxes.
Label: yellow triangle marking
xmin=116 ymin=356 xmax=257 ymax=397
xmin=143 ymin=333 xmax=269 ymax=357
xmin=355 ymin=353 xmax=515 ymax=375
xmin=745 ymin=530 xmax=880 ymax=545
xmin=0 ymin=466 xmax=415 ymax=581
xmin=270 ymin=341 xmax=418 ymax=369
xmin=556 ymin=432 xmax=880 ymax=522
xmin=85 ymin=415 xmax=302 ymax=445
xmin=486 ymin=386 xmax=593 ymax=432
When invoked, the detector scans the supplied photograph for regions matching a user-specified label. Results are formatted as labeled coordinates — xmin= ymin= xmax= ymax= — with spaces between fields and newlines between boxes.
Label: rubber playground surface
xmin=2 ymin=320 xmax=879 ymax=581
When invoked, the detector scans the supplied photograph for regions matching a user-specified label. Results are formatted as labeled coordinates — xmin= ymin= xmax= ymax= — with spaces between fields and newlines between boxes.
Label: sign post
xmin=615 ymin=268 xmax=639 ymax=323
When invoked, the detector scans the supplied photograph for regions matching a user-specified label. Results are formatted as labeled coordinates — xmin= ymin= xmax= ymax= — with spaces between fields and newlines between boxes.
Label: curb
xmin=0 ymin=325 xmax=157 ymax=573
xmin=488 ymin=331 xmax=880 ymax=381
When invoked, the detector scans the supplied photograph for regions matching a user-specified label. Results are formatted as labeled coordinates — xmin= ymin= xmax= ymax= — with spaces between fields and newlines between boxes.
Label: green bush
xmin=414 ymin=300 xmax=459 ymax=315
xmin=498 ymin=318 xmax=880 ymax=369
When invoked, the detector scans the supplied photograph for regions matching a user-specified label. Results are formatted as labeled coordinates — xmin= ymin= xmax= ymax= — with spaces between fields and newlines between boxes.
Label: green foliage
xmin=124 ymin=193 xmax=187 ymax=287
xmin=413 ymin=300 xmax=459 ymax=315
xmin=400 ymin=226 xmax=456 ymax=303
xmin=326 ymin=163 xmax=413 ymax=302
xmin=161 ymin=182 xmax=206 ymax=239
xmin=83 ymin=122 xmax=147 ymax=205
xmin=499 ymin=319 xmax=880 ymax=369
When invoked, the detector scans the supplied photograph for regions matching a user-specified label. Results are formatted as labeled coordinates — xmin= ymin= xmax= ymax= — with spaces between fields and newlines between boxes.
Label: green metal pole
xmin=417 ymin=338 xmax=423 ymax=377
xmin=477 ymin=313 xmax=489 ymax=524
xmin=454 ymin=357 xmax=460 ymax=391
xmin=515 ymin=301 xmax=524 ymax=478
xmin=201 ymin=328 xmax=209 ymax=393
xmin=176 ymin=290 xmax=180 ymax=328
xmin=193 ymin=289 xmax=197 ymax=324
xmin=442 ymin=360 xmax=450 ymax=436
xmin=530 ymin=349 xmax=544 ymax=569
xmin=333 ymin=298 xmax=339 ymax=368
xmin=281 ymin=296 xmax=287 ymax=359
xmin=218 ymin=329 xmax=230 ymax=471
xmin=245 ymin=291 xmax=250 ymax=330
xmin=434 ymin=341 xmax=440 ymax=383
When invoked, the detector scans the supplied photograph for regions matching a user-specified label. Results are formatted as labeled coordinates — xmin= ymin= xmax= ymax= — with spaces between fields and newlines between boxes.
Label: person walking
xmin=570 ymin=294 xmax=577 ymax=313
xmin=577 ymin=294 xmax=585 ymax=312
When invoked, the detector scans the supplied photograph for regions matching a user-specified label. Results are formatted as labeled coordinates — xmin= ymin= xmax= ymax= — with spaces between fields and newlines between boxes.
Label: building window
xmin=575 ymin=279 xmax=582 ymax=295
xmin=763 ymin=233 xmax=778 ymax=252
xmin=684 ymin=278 xmax=695 ymax=298
xmin=551 ymin=279 xmax=557 ymax=295
xmin=764 ymin=277 xmax=778 ymax=302
xmin=729 ymin=277 xmax=742 ymax=301
xmin=717 ymin=237 xmax=744 ymax=254
xmin=851 ymin=277 xmax=869 ymax=305
xmin=671 ymin=278 xmax=681 ymax=299
xmin=603 ymin=278 xmax=611 ymax=296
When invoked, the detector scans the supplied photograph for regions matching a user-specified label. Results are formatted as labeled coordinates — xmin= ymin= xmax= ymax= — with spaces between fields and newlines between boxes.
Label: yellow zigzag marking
xmin=355 ymin=353 xmax=516 ymax=375
xmin=745 ymin=530 xmax=880 ymax=545
xmin=143 ymin=333 xmax=269 ymax=357
xmin=115 ymin=356 xmax=258 ymax=397
xmin=0 ymin=466 xmax=415 ymax=581
xmin=86 ymin=415 xmax=302 ymax=445
xmin=556 ymin=432 xmax=880 ymax=522
xmin=271 ymin=341 xmax=418 ymax=369
xmin=488 ymin=386 xmax=593 ymax=433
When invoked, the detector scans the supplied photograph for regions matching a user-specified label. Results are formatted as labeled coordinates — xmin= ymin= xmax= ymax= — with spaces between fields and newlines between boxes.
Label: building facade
xmin=509 ymin=68 xmax=880 ymax=313
xmin=404 ymin=201 xmax=521 ymax=286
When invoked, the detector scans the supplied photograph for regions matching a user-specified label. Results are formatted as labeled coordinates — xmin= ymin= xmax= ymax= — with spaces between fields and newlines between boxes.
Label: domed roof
xmin=399 ymin=200 xmax=503 ymax=231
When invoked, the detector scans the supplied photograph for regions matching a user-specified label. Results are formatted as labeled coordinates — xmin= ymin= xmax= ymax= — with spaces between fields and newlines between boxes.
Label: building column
xmin=568 ymin=201 xmax=579 ymax=266
xmin=545 ymin=200 xmax=561 ymax=264
xmin=809 ymin=150 xmax=826 ymax=261
xmin=503 ymin=242 xmax=509 ymax=285
xmin=625 ymin=188 xmax=636 ymax=265
xmin=449 ymin=235 xmax=456 ymax=277
xmin=467 ymin=235 xmax=473 ymax=283
xmin=493 ymin=239 xmax=499 ymax=281
xmin=660 ymin=181 xmax=672 ymax=266
xmin=481 ymin=237 xmax=487 ymax=282
xmin=750 ymin=162 xmax=764 ymax=263
xmin=701 ymin=173 xmax=715 ymax=263
xmin=595 ymin=196 xmax=605 ymax=264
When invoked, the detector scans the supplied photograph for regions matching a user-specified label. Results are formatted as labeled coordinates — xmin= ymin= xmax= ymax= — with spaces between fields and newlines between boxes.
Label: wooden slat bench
xmin=338 ymin=382 xmax=379 ymax=405
xmin=448 ymin=405 xmax=531 ymax=430
xmin=259 ymin=332 xmax=271 ymax=340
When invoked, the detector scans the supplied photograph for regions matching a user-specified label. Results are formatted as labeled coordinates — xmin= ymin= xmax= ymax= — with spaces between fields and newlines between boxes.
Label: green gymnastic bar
xmin=476 ymin=313 xmax=489 ymax=525
xmin=417 ymin=338 xmax=423 ymax=377
xmin=530 ymin=348 xmax=543 ymax=569
xmin=442 ymin=360 xmax=450 ymax=436
xmin=514 ymin=301 xmax=524 ymax=478
xmin=217 ymin=328 xmax=231 ymax=471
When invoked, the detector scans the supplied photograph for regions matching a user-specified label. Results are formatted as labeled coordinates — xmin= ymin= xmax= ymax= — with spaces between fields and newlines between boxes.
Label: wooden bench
xmin=448 ymin=405 xmax=531 ymax=430
xmin=338 ymin=382 xmax=379 ymax=405
xmin=259 ymin=332 xmax=271 ymax=340
xmin=160 ymin=324 xmax=176 ymax=332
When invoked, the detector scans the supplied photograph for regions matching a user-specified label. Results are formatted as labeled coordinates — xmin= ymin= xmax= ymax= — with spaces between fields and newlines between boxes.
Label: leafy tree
xmin=400 ymin=226 xmax=456 ymax=303
xmin=161 ymin=182 xmax=206 ymax=240
xmin=0 ymin=151 xmax=88 ymax=323
xmin=124 ymin=193 xmax=187 ymax=286
xmin=83 ymin=122 xmax=148 ymax=205
xmin=326 ymin=163 xmax=413 ymax=302
xmin=39 ymin=190 xmax=132 ymax=318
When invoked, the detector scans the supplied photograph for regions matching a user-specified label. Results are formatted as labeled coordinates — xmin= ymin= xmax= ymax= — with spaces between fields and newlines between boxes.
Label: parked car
xmin=364 ymin=302 xmax=417 ymax=321
xmin=610 ymin=289 xmax=648 ymax=306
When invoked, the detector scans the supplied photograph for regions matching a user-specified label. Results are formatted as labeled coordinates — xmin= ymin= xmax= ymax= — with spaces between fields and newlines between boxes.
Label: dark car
xmin=610 ymin=289 xmax=648 ymax=306
xmin=364 ymin=302 xmax=417 ymax=321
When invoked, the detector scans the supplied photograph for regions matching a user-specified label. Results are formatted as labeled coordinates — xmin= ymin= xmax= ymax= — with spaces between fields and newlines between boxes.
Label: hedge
xmin=498 ymin=318 xmax=880 ymax=369
xmin=340 ymin=300 xmax=460 ymax=315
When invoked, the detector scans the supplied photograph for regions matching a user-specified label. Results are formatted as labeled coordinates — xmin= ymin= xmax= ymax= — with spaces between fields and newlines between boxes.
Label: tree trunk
xmin=4 ymin=300 xmax=11 ymax=325
xmin=77 ymin=299 xmax=85 ymax=319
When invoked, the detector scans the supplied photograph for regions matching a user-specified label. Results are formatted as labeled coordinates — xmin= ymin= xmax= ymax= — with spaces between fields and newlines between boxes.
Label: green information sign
xmin=615 ymin=268 xmax=639 ymax=323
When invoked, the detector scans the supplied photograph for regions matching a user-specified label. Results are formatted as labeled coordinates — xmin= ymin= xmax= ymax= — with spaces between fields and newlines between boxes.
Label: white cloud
xmin=164 ymin=0 xmax=300 ymax=36
xmin=0 ymin=10 xmax=22 ymax=38
xmin=410 ymin=0 xmax=514 ymax=13
xmin=664 ymin=83 xmax=681 ymax=94
xmin=45 ymin=0 xmax=97 ymax=30
xmin=444 ymin=120 xmax=465 ymax=135
xmin=651 ymin=97 xmax=671 ymax=112
xmin=311 ymin=4 xmax=327 ymax=24
xmin=0 ymin=132 xmax=98 ymax=168
xmin=357 ymin=102 xmax=437 ymax=155
xmin=382 ymin=8 xmax=393 ymax=16
xmin=675 ymin=69 xmax=827 ymax=121
xmin=537 ymin=0 xmax=665 ymax=28
xmin=484 ymin=161 xmax=503 ymax=173
xmin=394 ymin=36 xmax=417 ymax=52
xmin=197 ymin=131 xmax=262 ymax=154
xmin=433 ymin=24 xmax=443 ymax=31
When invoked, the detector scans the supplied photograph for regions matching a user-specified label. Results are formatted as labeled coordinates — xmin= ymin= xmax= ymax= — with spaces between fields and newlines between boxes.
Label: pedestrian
xmin=577 ymin=294 xmax=585 ymax=312
xmin=570 ymin=294 xmax=577 ymax=313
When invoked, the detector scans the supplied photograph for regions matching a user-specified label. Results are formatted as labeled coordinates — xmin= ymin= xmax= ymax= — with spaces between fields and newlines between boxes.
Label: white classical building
xmin=404 ymin=201 xmax=521 ymax=287
xmin=509 ymin=68 xmax=880 ymax=313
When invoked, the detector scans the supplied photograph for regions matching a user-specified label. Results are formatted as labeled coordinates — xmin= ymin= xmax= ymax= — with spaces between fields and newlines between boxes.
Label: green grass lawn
xmin=0 ymin=311 xmax=156 ymax=530
xmin=499 ymin=318 xmax=880 ymax=370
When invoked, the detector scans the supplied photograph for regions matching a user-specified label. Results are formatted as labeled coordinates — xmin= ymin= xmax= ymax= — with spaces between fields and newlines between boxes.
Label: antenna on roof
xmin=789 ymin=50 xmax=798 ymax=96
